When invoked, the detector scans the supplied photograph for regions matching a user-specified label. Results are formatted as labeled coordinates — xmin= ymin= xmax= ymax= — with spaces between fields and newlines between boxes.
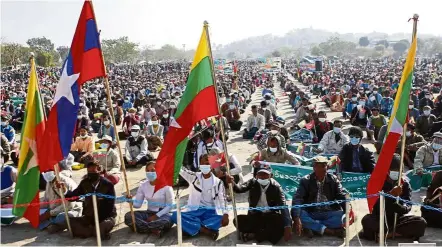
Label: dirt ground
xmin=1 ymin=73 xmax=441 ymax=246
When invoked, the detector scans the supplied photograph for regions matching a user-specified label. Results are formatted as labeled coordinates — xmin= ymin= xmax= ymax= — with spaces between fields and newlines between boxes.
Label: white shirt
xmin=433 ymin=150 xmax=440 ymax=165
xmin=200 ymin=176 xmax=215 ymax=207
xmin=133 ymin=181 xmax=174 ymax=217
xmin=256 ymin=184 xmax=270 ymax=213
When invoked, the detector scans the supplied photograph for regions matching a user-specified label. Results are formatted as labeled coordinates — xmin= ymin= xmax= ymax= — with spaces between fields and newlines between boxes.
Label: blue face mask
xmin=100 ymin=143 xmax=109 ymax=149
xmin=350 ymin=137 xmax=360 ymax=145
xmin=146 ymin=172 xmax=157 ymax=182
xmin=200 ymin=165 xmax=211 ymax=175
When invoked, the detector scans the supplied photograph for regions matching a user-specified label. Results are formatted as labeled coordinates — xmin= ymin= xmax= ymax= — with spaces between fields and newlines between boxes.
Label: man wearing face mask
xmin=70 ymin=126 xmax=95 ymax=162
xmin=416 ymin=106 xmax=437 ymax=138
xmin=338 ymin=127 xmax=375 ymax=173
xmin=39 ymin=171 xmax=82 ymax=233
xmin=146 ymin=115 xmax=164 ymax=151
xmin=160 ymin=110 xmax=171 ymax=135
xmin=195 ymin=129 xmax=224 ymax=170
xmin=316 ymin=119 xmax=349 ymax=154
xmin=98 ymin=117 xmax=116 ymax=141
xmin=379 ymin=90 xmax=394 ymax=117
xmin=397 ymin=123 xmax=426 ymax=169
xmin=125 ymin=125 xmax=152 ymax=167
xmin=257 ymin=122 xmax=287 ymax=151
xmin=293 ymin=98 xmax=309 ymax=125
xmin=419 ymin=92 xmax=434 ymax=113
xmin=292 ymin=156 xmax=347 ymax=238
xmin=122 ymin=108 xmax=141 ymax=138
xmin=254 ymin=137 xmax=299 ymax=174
xmin=264 ymin=94 xmax=277 ymax=119
xmin=314 ymin=111 xmax=333 ymax=143
xmin=350 ymin=97 xmax=372 ymax=131
xmin=367 ymin=86 xmax=382 ymax=109
xmin=154 ymin=99 xmax=166 ymax=116
xmin=258 ymin=100 xmax=273 ymax=126
xmin=142 ymin=103 xmax=156 ymax=124
xmin=227 ymin=164 xmax=292 ymax=244
xmin=223 ymin=100 xmax=242 ymax=131
xmin=418 ymin=86 xmax=430 ymax=100
xmin=171 ymin=154 xmax=229 ymax=240
xmin=243 ymin=105 xmax=265 ymax=140
xmin=122 ymin=97 xmax=133 ymax=117
xmin=366 ymin=108 xmax=387 ymax=142
xmin=57 ymin=161 xmax=117 ymax=240
xmin=91 ymin=136 xmax=121 ymax=184
xmin=411 ymin=133 xmax=442 ymax=188
xmin=124 ymin=161 xmax=174 ymax=236
xmin=408 ymin=100 xmax=420 ymax=122
xmin=360 ymin=154 xmax=427 ymax=241
xmin=344 ymin=94 xmax=358 ymax=119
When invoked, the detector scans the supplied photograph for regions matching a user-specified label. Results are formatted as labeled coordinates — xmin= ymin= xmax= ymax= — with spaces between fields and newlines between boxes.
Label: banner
xmin=270 ymin=163 xmax=370 ymax=200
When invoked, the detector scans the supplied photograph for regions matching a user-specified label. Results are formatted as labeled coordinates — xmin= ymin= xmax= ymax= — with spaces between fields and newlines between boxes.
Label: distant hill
xmin=214 ymin=28 xmax=440 ymax=58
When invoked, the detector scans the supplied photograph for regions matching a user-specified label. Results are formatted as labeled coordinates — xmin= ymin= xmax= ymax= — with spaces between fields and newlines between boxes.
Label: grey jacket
xmin=414 ymin=143 xmax=442 ymax=171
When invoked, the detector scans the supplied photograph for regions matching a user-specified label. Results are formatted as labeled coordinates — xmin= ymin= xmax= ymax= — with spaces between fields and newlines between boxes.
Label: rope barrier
xmin=2 ymin=192 xmax=441 ymax=213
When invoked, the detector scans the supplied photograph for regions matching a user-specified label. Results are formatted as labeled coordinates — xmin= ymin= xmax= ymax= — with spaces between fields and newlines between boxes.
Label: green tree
xmin=358 ymin=36 xmax=370 ymax=47
xmin=56 ymin=46 xmax=70 ymax=61
xmin=1 ymin=43 xmax=30 ymax=66
xmin=35 ymin=51 xmax=54 ymax=67
xmin=154 ymin=44 xmax=184 ymax=60
xmin=377 ymin=40 xmax=389 ymax=48
xmin=310 ymin=45 xmax=322 ymax=56
xmin=26 ymin=37 xmax=55 ymax=52
xmin=374 ymin=45 xmax=385 ymax=52
xmin=101 ymin=36 xmax=139 ymax=64
xmin=393 ymin=41 xmax=409 ymax=54
xmin=271 ymin=50 xmax=282 ymax=57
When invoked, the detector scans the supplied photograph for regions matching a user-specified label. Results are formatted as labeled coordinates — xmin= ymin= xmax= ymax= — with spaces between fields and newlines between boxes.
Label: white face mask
xmin=42 ymin=171 xmax=56 ymax=183
xmin=79 ymin=103 xmax=84 ymax=106
xmin=151 ymin=121 xmax=159 ymax=125
xmin=1 ymin=122 xmax=7 ymax=126
xmin=200 ymin=165 xmax=211 ymax=175
xmin=257 ymin=178 xmax=270 ymax=186
xmin=229 ymin=105 xmax=235 ymax=110
xmin=163 ymin=114 xmax=169 ymax=118
xmin=170 ymin=105 xmax=176 ymax=109
xmin=80 ymin=134 xmax=88 ymax=138
xmin=99 ymin=107 xmax=105 ymax=110
xmin=269 ymin=147 xmax=278 ymax=153
xmin=389 ymin=171 xmax=399 ymax=181
xmin=157 ymin=101 xmax=162 ymax=105
xmin=405 ymin=131 xmax=412 ymax=137
xmin=408 ymin=105 xmax=414 ymax=109
xmin=424 ymin=110 xmax=431 ymax=116
xmin=131 ymin=131 xmax=139 ymax=138
xmin=352 ymin=97 xmax=357 ymax=102
xmin=318 ymin=118 xmax=326 ymax=122
xmin=373 ymin=91 xmax=378 ymax=94
xmin=425 ymin=95 xmax=431 ymax=99
xmin=333 ymin=127 xmax=341 ymax=134
xmin=104 ymin=120 xmax=110 ymax=126
xmin=77 ymin=115 xmax=83 ymax=120
xmin=358 ymin=101 xmax=366 ymax=106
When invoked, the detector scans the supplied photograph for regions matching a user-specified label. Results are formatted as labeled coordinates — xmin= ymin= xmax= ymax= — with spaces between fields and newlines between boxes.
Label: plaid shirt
xmin=380 ymin=97 xmax=394 ymax=116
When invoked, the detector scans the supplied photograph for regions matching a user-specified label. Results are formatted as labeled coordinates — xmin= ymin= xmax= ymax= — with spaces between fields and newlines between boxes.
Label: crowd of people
xmin=1 ymin=57 xmax=441 ymax=245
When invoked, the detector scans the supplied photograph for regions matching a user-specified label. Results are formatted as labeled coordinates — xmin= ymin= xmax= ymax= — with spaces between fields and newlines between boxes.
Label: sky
xmin=1 ymin=0 xmax=441 ymax=50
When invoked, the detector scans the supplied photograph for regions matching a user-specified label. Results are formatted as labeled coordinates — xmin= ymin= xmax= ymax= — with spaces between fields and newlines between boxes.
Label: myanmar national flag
xmin=154 ymin=24 xmax=219 ymax=191
xmin=12 ymin=58 xmax=46 ymax=228
xmin=366 ymin=34 xmax=417 ymax=212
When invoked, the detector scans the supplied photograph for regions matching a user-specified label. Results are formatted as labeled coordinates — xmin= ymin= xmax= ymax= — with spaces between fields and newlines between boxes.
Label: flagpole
xmin=53 ymin=164 xmax=73 ymax=237
xmin=89 ymin=1 xmax=137 ymax=233
xmin=204 ymin=20 xmax=240 ymax=239
xmin=393 ymin=13 xmax=419 ymax=239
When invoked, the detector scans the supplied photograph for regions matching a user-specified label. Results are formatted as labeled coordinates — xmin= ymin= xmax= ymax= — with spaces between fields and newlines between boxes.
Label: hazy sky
xmin=1 ymin=0 xmax=441 ymax=49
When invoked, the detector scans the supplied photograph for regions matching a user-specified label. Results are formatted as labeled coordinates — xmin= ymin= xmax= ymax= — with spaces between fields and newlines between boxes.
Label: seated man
xmin=257 ymin=122 xmax=287 ymax=151
xmin=93 ymin=135 xmax=121 ymax=184
xmin=209 ymin=147 xmax=243 ymax=189
xmin=366 ymin=108 xmax=387 ymax=142
xmin=0 ymin=163 xmax=17 ymax=205
xmin=57 ymin=161 xmax=117 ymax=240
xmin=124 ymin=161 xmax=174 ymax=236
xmin=124 ymin=125 xmax=153 ymax=167
xmin=360 ymin=154 xmax=427 ymax=241
xmin=258 ymin=100 xmax=273 ymax=127
xmin=397 ymin=123 xmax=426 ymax=169
xmin=337 ymin=126 xmax=375 ymax=173
xmin=1 ymin=115 xmax=17 ymax=165
xmin=292 ymin=156 xmax=346 ymax=238
xmin=421 ymin=170 xmax=442 ymax=228
xmin=70 ymin=126 xmax=95 ymax=162
xmin=39 ymin=171 xmax=82 ymax=233
xmin=98 ymin=116 xmax=116 ymax=141
xmin=145 ymin=115 xmax=164 ymax=151
xmin=194 ymin=129 xmax=224 ymax=170
xmin=350 ymin=97 xmax=372 ymax=133
xmin=254 ymin=136 xmax=299 ymax=173
xmin=416 ymin=106 xmax=437 ymax=138
xmin=411 ymin=132 xmax=442 ymax=190
xmin=224 ymin=101 xmax=242 ymax=131
xmin=171 ymin=155 xmax=229 ymax=240
xmin=243 ymin=105 xmax=265 ymax=140
xmin=316 ymin=119 xmax=349 ymax=154
xmin=122 ymin=108 xmax=141 ymax=137
xmin=314 ymin=111 xmax=333 ymax=143
xmin=227 ymin=164 xmax=292 ymax=244
xmin=375 ymin=124 xmax=388 ymax=154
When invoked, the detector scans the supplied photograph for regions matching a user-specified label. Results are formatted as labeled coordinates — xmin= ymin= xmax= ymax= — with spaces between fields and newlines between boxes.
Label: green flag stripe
xmin=395 ymin=71 xmax=413 ymax=125
xmin=173 ymin=138 xmax=189 ymax=183
xmin=175 ymin=56 xmax=213 ymax=119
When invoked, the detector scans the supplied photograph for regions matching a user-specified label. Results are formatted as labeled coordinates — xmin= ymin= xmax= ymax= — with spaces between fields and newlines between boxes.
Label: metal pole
xmin=53 ymin=164 xmax=73 ymax=237
xmin=89 ymin=1 xmax=137 ymax=232
xmin=203 ymin=20 xmax=240 ymax=239
xmin=379 ymin=192 xmax=385 ymax=247
xmin=92 ymin=194 xmax=102 ymax=247
xmin=393 ymin=13 xmax=419 ymax=238
xmin=176 ymin=193 xmax=183 ymax=246
xmin=345 ymin=193 xmax=350 ymax=247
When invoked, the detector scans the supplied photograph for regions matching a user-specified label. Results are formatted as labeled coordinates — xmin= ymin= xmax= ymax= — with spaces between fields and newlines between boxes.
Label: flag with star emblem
xmin=39 ymin=0 xmax=105 ymax=171
xmin=12 ymin=57 xmax=46 ymax=228
xmin=154 ymin=23 xmax=219 ymax=192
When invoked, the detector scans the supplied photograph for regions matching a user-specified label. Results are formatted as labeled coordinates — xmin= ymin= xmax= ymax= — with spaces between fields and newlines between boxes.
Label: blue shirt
xmin=380 ymin=97 xmax=394 ymax=116
xmin=352 ymin=147 xmax=363 ymax=172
